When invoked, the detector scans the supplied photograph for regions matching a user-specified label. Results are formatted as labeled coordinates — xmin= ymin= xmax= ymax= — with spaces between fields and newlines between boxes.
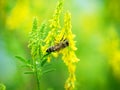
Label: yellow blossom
xmin=103 ymin=25 xmax=120 ymax=79
xmin=44 ymin=0 xmax=63 ymax=46
xmin=43 ymin=0 xmax=64 ymax=60
xmin=60 ymin=12 xmax=79 ymax=90
xmin=42 ymin=1 xmax=79 ymax=89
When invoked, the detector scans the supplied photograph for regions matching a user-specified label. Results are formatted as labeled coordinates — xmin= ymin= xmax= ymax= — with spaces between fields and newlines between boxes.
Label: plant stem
xmin=32 ymin=57 xmax=40 ymax=90
xmin=35 ymin=66 xmax=40 ymax=90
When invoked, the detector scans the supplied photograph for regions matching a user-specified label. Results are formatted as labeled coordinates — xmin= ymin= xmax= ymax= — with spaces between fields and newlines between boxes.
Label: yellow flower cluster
xmin=106 ymin=26 xmax=120 ymax=78
xmin=42 ymin=0 xmax=79 ymax=89
xmin=42 ymin=0 xmax=63 ymax=57
xmin=44 ymin=0 xmax=63 ymax=45
xmin=60 ymin=12 xmax=79 ymax=90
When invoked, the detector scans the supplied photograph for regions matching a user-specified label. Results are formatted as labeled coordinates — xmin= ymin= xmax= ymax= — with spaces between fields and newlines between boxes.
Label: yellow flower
xmin=43 ymin=0 xmax=64 ymax=60
xmin=42 ymin=1 xmax=79 ymax=89
xmin=44 ymin=0 xmax=63 ymax=46
xmin=102 ymin=25 xmax=120 ymax=79
xmin=60 ymin=12 xmax=79 ymax=90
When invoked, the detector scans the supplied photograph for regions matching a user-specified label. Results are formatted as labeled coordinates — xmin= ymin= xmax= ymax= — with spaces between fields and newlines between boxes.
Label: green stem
xmin=32 ymin=53 xmax=50 ymax=90
xmin=35 ymin=66 xmax=40 ymax=90
xmin=32 ymin=56 xmax=40 ymax=90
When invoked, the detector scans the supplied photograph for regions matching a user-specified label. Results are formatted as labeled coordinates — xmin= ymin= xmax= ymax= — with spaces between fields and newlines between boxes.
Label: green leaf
xmin=15 ymin=56 xmax=27 ymax=63
xmin=21 ymin=64 xmax=33 ymax=68
xmin=26 ymin=59 xmax=32 ymax=64
xmin=43 ymin=68 xmax=56 ymax=74
xmin=41 ymin=53 xmax=51 ymax=60
xmin=24 ymin=71 xmax=34 ymax=74
xmin=43 ymin=63 xmax=53 ymax=68
xmin=41 ymin=58 xmax=47 ymax=66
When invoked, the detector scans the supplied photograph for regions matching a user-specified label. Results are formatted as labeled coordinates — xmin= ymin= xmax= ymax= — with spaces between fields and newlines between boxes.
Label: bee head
xmin=46 ymin=49 xmax=49 ymax=53
xmin=64 ymin=39 xmax=69 ymax=46
xmin=66 ymin=40 xmax=69 ymax=46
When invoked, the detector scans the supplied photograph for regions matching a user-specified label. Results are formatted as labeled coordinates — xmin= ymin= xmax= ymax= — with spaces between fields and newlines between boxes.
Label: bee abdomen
xmin=46 ymin=46 xmax=55 ymax=53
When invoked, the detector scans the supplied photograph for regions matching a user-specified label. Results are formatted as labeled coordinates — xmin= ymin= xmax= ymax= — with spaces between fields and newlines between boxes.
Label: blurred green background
xmin=0 ymin=0 xmax=120 ymax=90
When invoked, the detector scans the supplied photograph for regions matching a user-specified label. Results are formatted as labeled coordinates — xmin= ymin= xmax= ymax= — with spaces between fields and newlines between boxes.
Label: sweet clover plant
xmin=16 ymin=0 xmax=79 ymax=90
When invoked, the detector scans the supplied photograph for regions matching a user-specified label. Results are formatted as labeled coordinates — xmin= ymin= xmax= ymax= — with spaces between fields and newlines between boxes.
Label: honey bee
xmin=46 ymin=39 xmax=69 ymax=53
